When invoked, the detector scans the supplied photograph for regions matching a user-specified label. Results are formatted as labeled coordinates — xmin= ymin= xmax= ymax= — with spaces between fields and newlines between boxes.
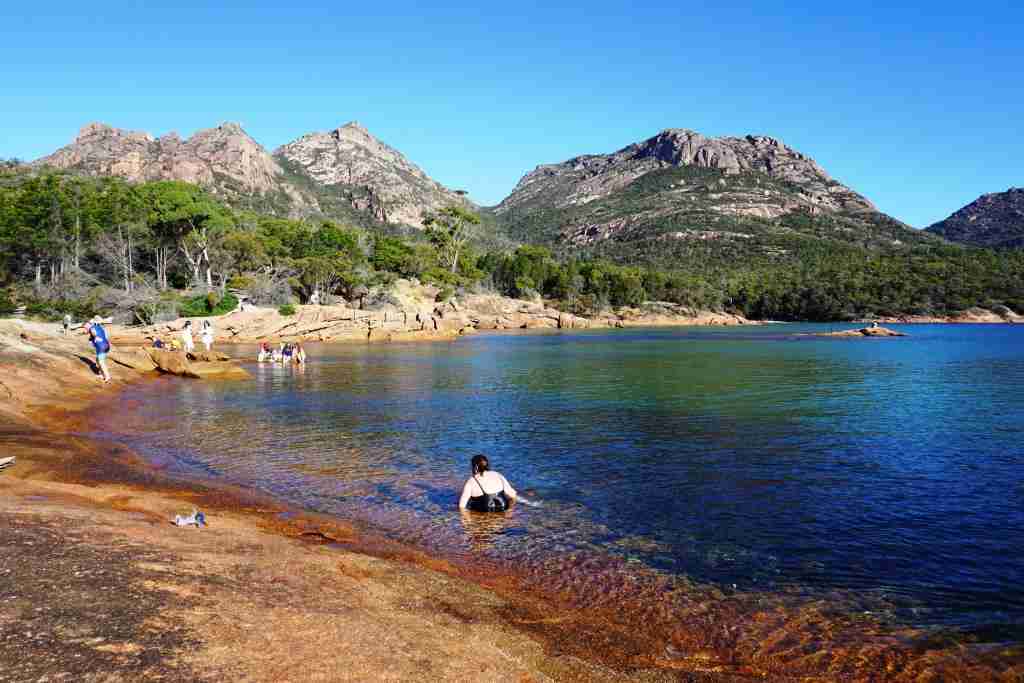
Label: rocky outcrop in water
xmin=925 ymin=188 xmax=1024 ymax=248
xmin=816 ymin=326 xmax=907 ymax=338
xmin=146 ymin=348 xmax=249 ymax=379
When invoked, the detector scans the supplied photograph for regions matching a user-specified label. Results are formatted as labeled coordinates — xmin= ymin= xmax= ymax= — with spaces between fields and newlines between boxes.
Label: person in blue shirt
xmin=87 ymin=318 xmax=112 ymax=383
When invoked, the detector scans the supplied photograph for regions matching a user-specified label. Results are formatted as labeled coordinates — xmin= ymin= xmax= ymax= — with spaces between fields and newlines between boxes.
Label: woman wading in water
xmin=458 ymin=455 xmax=517 ymax=512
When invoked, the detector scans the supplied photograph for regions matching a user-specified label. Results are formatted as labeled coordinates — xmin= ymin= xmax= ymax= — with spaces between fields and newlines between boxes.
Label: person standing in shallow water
xmin=458 ymin=454 xmax=517 ymax=511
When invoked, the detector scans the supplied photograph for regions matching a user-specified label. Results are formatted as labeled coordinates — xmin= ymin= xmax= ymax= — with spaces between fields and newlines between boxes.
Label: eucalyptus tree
xmin=422 ymin=205 xmax=480 ymax=274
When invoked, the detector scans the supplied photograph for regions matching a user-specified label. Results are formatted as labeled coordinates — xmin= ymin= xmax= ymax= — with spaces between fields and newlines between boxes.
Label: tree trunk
xmin=155 ymin=246 xmax=169 ymax=291
xmin=74 ymin=214 xmax=81 ymax=270
xmin=202 ymin=246 xmax=212 ymax=288
xmin=126 ymin=233 xmax=134 ymax=293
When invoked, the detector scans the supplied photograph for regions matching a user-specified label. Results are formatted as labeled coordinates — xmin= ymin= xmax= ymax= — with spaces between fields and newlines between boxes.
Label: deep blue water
xmin=100 ymin=324 xmax=1024 ymax=633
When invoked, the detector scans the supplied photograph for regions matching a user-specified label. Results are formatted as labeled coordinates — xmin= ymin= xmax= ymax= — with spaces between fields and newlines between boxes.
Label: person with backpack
xmin=458 ymin=454 xmax=517 ymax=512
xmin=87 ymin=318 xmax=112 ymax=383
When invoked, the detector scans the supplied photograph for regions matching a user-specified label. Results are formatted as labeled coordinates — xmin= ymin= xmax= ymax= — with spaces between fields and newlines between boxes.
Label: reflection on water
xmin=459 ymin=509 xmax=516 ymax=553
xmin=98 ymin=324 xmax=1024 ymax=637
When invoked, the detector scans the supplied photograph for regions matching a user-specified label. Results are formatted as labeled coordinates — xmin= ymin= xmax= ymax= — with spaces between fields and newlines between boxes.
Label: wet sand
xmin=1 ymin=320 xmax=1022 ymax=681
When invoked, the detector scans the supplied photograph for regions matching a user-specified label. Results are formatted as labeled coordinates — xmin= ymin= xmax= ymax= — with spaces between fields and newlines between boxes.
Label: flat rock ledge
xmin=814 ymin=326 xmax=907 ymax=338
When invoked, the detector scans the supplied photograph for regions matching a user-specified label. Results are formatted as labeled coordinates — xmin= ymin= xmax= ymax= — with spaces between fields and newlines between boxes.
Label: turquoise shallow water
xmin=100 ymin=324 xmax=1024 ymax=635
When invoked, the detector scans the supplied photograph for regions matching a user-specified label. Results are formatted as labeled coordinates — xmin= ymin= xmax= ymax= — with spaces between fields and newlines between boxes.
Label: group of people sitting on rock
xmin=257 ymin=341 xmax=306 ymax=365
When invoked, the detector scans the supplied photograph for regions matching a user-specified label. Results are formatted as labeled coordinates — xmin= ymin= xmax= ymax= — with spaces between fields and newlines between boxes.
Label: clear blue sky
xmin=1 ymin=1 xmax=1020 ymax=227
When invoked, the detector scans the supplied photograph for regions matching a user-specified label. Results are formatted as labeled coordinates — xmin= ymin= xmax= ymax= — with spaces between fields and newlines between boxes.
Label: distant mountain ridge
xmin=497 ymin=128 xmax=877 ymax=217
xmin=492 ymin=128 xmax=925 ymax=265
xmin=33 ymin=121 xmax=469 ymax=228
xmin=32 ymin=122 xmax=939 ymax=264
xmin=925 ymin=188 xmax=1024 ymax=249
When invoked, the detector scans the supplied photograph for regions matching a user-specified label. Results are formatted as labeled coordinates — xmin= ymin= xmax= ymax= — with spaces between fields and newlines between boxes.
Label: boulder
xmin=190 ymin=350 xmax=231 ymax=363
xmin=557 ymin=312 xmax=589 ymax=329
xmin=146 ymin=348 xmax=250 ymax=379
xmin=474 ymin=316 xmax=501 ymax=331
xmin=435 ymin=315 xmax=471 ymax=333
xmin=108 ymin=348 xmax=159 ymax=372
xmin=146 ymin=349 xmax=201 ymax=378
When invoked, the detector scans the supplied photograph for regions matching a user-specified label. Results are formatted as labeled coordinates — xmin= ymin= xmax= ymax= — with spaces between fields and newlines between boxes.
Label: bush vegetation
xmin=0 ymin=164 xmax=1021 ymax=324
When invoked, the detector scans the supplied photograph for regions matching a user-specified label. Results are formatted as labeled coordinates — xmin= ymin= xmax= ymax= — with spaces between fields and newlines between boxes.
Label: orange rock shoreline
xmin=1 ymin=319 xmax=1022 ymax=681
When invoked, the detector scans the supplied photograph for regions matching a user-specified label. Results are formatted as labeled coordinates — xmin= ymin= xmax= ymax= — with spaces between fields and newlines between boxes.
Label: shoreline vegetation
xmin=1 ymin=167 xmax=1022 ymax=339
xmin=2 ymin=320 xmax=1023 ymax=681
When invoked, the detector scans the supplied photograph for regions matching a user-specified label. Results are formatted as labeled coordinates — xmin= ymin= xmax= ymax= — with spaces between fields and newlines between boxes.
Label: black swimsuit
xmin=466 ymin=475 xmax=509 ymax=512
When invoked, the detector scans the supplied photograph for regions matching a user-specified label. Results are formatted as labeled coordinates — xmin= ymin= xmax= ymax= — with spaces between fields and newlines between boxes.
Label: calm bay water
xmin=99 ymin=324 xmax=1024 ymax=634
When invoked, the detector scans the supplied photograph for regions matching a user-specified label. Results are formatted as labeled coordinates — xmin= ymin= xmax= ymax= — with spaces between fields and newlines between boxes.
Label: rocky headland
xmin=858 ymin=306 xmax=1024 ymax=325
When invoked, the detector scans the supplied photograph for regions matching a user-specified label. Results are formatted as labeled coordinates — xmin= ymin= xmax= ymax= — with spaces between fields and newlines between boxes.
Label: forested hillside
xmin=1 ymin=163 xmax=1022 ymax=324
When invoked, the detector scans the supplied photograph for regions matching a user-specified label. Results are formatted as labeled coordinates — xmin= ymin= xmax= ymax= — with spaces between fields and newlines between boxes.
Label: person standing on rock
xmin=86 ymin=318 xmax=112 ymax=383
xmin=201 ymin=320 xmax=215 ymax=352
xmin=180 ymin=321 xmax=195 ymax=354
xmin=62 ymin=313 xmax=72 ymax=336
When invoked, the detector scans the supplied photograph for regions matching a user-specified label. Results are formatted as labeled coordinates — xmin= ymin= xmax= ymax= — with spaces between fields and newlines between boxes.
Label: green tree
xmin=140 ymin=181 xmax=229 ymax=289
xmin=422 ymin=205 xmax=481 ymax=273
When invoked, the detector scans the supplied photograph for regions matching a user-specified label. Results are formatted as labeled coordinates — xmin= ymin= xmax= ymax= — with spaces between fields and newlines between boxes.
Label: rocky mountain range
xmin=925 ymin=188 xmax=1024 ymax=249
xmin=491 ymin=128 xmax=926 ymax=265
xmin=33 ymin=121 xmax=469 ymax=228
xmin=497 ymin=128 xmax=876 ymax=218
xmin=274 ymin=123 xmax=468 ymax=226
xmin=32 ymin=121 xmax=952 ymax=265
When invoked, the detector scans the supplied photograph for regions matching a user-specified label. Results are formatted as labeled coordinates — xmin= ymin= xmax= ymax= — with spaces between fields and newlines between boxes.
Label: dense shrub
xmin=23 ymin=298 xmax=100 ymax=322
xmin=278 ymin=303 xmax=296 ymax=316
xmin=179 ymin=292 xmax=239 ymax=317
